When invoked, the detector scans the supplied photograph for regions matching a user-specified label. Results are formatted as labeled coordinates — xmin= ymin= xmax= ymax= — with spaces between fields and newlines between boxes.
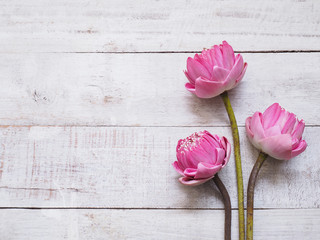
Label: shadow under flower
xmin=185 ymin=94 xmax=227 ymax=126
xmin=174 ymin=179 xmax=224 ymax=209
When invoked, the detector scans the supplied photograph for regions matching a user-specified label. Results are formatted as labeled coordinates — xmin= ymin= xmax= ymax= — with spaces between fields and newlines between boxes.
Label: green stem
xmin=213 ymin=174 xmax=231 ymax=240
xmin=220 ymin=91 xmax=245 ymax=240
xmin=246 ymin=152 xmax=268 ymax=240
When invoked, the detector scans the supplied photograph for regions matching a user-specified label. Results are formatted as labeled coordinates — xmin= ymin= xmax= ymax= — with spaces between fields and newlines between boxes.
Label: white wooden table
xmin=0 ymin=1 xmax=319 ymax=239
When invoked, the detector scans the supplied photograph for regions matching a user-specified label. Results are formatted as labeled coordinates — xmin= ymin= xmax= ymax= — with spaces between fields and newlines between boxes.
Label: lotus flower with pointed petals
xmin=246 ymin=103 xmax=307 ymax=160
xmin=173 ymin=131 xmax=231 ymax=186
xmin=184 ymin=41 xmax=247 ymax=98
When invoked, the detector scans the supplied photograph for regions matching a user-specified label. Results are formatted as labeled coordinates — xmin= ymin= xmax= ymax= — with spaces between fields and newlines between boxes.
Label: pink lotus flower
xmin=246 ymin=103 xmax=307 ymax=160
xmin=173 ymin=131 xmax=231 ymax=186
xmin=184 ymin=41 xmax=247 ymax=98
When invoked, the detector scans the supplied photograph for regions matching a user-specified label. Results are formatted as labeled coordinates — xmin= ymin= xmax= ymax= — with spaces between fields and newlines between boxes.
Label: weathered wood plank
xmin=0 ymin=53 xmax=319 ymax=126
xmin=0 ymin=0 xmax=319 ymax=52
xmin=0 ymin=209 xmax=319 ymax=240
xmin=0 ymin=126 xmax=317 ymax=208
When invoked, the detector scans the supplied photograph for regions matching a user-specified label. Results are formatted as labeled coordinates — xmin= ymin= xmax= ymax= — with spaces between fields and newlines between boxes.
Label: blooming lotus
xmin=173 ymin=131 xmax=231 ymax=186
xmin=184 ymin=41 xmax=247 ymax=98
xmin=246 ymin=103 xmax=307 ymax=160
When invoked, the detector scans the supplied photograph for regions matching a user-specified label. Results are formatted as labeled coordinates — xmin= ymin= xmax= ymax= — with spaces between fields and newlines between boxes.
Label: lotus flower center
xmin=178 ymin=132 xmax=205 ymax=152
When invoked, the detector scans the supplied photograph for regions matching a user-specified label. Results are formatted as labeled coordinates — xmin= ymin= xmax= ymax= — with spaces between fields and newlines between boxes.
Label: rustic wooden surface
xmin=0 ymin=0 xmax=319 ymax=239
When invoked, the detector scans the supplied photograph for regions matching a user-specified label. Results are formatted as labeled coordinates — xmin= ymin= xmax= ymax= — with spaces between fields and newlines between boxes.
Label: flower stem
xmin=220 ymin=91 xmax=245 ymax=240
xmin=213 ymin=174 xmax=231 ymax=240
xmin=246 ymin=152 xmax=268 ymax=240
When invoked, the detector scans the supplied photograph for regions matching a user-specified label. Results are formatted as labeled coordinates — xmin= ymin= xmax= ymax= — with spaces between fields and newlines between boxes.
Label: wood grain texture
xmin=0 ymin=0 xmax=319 ymax=53
xmin=0 ymin=53 xmax=319 ymax=126
xmin=0 ymin=209 xmax=319 ymax=240
xmin=0 ymin=126 xmax=317 ymax=208
xmin=1 ymin=1 xmax=320 ymax=238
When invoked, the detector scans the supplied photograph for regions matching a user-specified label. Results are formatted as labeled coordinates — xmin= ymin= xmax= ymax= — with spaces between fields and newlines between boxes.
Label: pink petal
xmin=292 ymin=120 xmax=305 ymax=140
xmin=292 ymin=138 xmax=300 ymax=150
xmin=194 ymin=77 xmax=226 ymax=98
xmin=172 ymin=161 xmax=185 ymax=176
xmin=209 ymin=47 xmax=217 ymax=66
xmin=213 ymin=45 xmax=224 ymax=68
xmin=212 ymin=66 xmax=230 ymax=82
xmin=187 ymin=147 xmax=212 ymax=167
xmin=214 ymin=148 xmax=226 ymax=166
xmin=274 ymin=109 xmax=287 ymax=127
xmin=184 ymin=70 xmax=195 ymax=85
xmin=187 ymin=57 xmax=211 ymax=80
xmin=245 ymin=117 xmax=254 ymax=139
xmin=224 ymin=54 xmax=244 ymax=90
xmin=176 ymin=151 xmax=189 ymax=170
xmin=183 ymin=168 xmax=197 ymax=177
xmin=219 ymin=136 xmax=227 ymax=149
xmin=259 ymin=134 xmax=292 ymax=160
xmin=209 ymin=134 xmax=223 ymax=148
xmin=185 ymin=82 xmax=196 ymax=94
xmin=262 ymin=103 xmax=282 ymax=129
xmin=222 ymin=137 xmax=231 ymax=166
xmin=179 ymin=177 xmax=211 ymax=186
xmin=250 ymin=112 xmax=266 ymax=142
xmin=291 ymin=140 xmax=307 ymax=158
xmin=264 ymin=125 xmax=282 ymax=137
xmin=235 ymin=62 xmax=247 ymax=84
xmin=197 ymin=138 xmax=216 ymax=156
xmin=195 ymin=53 xmax=213 ymax=75
xmin=194 ymin=162 xmax=222 ymax=179
xmin=221 ymin=41 xmax=235 ymax=70
xmin=281 ymin=113 xmax=297 ymax=134
xmin=201 ymin=136 xmax=219 ymax=161
xmin=201 ymin=48 xmax=214 ymax=66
